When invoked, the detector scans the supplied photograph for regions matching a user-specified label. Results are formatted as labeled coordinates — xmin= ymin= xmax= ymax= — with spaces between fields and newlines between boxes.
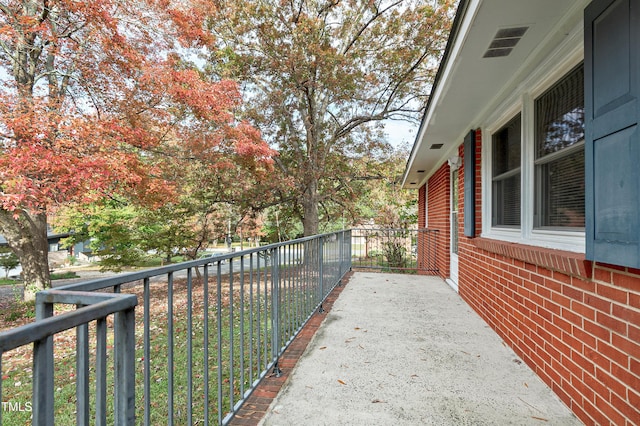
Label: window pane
xmin=536 ymin=65 xmax=584 ymax=158
xmin=535 ymin=64 xmax=585 ymax=229
xmin=493 ymin=115 xmax=521 ymax=176
xmin=493 ymin=173 xmax=521 ymax=226
xmin=492 ymin=114 xmax=521 ymax=227
xmin=536 ymin=148 xmax=585 ymax=227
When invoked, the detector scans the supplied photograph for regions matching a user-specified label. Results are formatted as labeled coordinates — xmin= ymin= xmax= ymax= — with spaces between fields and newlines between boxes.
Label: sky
xmin=384 ymin=119 xmax=419 ymax=148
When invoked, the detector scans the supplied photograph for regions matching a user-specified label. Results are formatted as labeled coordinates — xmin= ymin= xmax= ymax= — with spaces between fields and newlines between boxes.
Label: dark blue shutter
xmin=464 ymin=130 xmax=476 ymax=237
xmin=585 ymin=0 xmax=640 ymax=267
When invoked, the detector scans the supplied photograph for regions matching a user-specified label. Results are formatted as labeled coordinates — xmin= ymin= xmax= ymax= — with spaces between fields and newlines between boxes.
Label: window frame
xmin=482 ymin=40 xmax=585 ymax=253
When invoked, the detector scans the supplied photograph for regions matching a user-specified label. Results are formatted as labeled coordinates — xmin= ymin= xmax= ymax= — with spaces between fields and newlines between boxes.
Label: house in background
xmin=404 ymin=0 xmax=639 ymax=424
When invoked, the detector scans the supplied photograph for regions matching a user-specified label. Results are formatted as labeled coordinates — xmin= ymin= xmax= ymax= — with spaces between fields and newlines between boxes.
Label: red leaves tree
xmin=0 ymin=0 xmax=272 ymax=300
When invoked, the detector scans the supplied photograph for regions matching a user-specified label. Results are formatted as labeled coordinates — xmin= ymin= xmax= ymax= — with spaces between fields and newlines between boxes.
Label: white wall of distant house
xmin=1 ymin=265 xmax=21 ymax=279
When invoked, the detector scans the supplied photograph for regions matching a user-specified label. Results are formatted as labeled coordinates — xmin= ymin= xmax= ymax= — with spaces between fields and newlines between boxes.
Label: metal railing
xmin=351 ymin=228 xmax=439 ymax=274
xmin=0 ymin=230 xmax=352 ymax=425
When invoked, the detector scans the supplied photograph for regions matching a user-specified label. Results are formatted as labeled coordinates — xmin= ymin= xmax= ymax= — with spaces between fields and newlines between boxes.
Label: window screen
xmin=535 ymin=64 xmax=585 ymax=229
xmin=492 ymin=114 xmax=521 ymax=227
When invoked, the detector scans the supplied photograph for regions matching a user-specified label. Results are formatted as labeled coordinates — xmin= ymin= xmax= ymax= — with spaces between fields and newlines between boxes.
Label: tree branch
xmin=342 ymin=0 xmax=403 ymax=55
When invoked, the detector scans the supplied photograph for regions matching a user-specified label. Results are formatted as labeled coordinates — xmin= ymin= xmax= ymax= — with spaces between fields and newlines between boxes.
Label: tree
xmin=357 ymin=143 xmax=418 ymax=228
xmin=0 ymin=247 xmax=19 ymax=278
xmin=209 ymin=0 xmax=455 ymax=235
xmin=0 ymin=0 xmax=271 ymax=299
xmin=53 ymin=130 xmax=276 ymax=271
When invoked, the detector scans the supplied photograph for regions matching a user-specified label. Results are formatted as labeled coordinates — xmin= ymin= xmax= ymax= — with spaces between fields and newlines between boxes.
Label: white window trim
xmin=424 ymin=182 xmax=428 ymax=228
xmin=481 ymin=26 xmax=585 ymax=253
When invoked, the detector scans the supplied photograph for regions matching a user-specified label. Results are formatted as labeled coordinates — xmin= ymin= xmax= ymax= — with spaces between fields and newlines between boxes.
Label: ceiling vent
xmin=430 ymin=143 xmax=444 ymax=150
xmin=483 ymin=26 xmax=529 ymax=58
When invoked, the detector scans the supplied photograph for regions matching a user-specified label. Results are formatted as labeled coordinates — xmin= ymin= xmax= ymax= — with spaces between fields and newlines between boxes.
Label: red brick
xmin=596 ymin=311 xmax=628 ymax=335
xmin=553 ymin=315 xmax=573 ymax=334
xmin=610 ymin=363 xmax=640 ymax=395
xmin=572 ymin=300 xmax=596 ymax=321
xmin=612 ymin=271 xmax=640 ymax=292
xmin=553 ymin=270 xmax=572 ymax=284
xmin=571 ymin=376 xmax=595 ymax=401
xmin=571 ymin=403 xmax=591 ymax=426
xmin=598 ymin=340 xmax=629 ymax=373
xmin=630 ymin=292 xmax=640 ymax=310
xmin=564 ymin=354 xmax=585 ymax=382
xmin=594 ymin=267 xmax=612 ymax=283
xmin=611 ymin=334 xmax=639 ymax=364
xmin=545 ymin=278 xmax=562 ymax=294
xmin=629 ymin=387 xmax=640 ymax=413
xmin=584 ymin=293 xmax=612 ymax=314
xmin=594 ymin=394 xmax=626 ymax=426
xmin=572 ymin=326 xmax=597 ymax=351
xmin=611 ymin=392 xmax=640 ymax=424
xmin=612 ymin=303 xmax=640 ymax=326
xmin=562 ymin=307 xmax=583 ymax=328
xmin=596 ymin=283 xmax=629 ymax=305
xmin=584 ymin=319 xmax=611 ymax=342
xmin=595 ymin=365 xmax=628 ymax=398
xmin=583 ymin=398 xmax=609 ymax=425
xmin=585 ymin=346 xmax=611 ymax=371
xmin=584 ymin=372 xmax=610 ymax=405
xmin=629 ymin=324 xmax=640 ymax=343
xmin=562 ymin=330 xmax=583 ymax=354
xmin=552 ymin=380 xmax=572 ymax=408
xmin=572 ymin=276 xmax=596 ymax=293
xmin=562 ymin=284 xmax=584 ymax=302
xmin=572 ymin=350 xmax=596 ymax=376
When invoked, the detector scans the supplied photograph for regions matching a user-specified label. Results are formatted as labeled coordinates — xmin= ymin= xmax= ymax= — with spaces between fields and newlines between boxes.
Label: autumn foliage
xmin=0 ymin=0 xmax=274 ymax=299
xmin=210 ymin=0 xmax=455 ymax=235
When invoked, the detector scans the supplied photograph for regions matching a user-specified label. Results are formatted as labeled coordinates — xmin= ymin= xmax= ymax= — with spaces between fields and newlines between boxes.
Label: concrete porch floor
xmin=253 ymin=272 xmax=582 ymax=425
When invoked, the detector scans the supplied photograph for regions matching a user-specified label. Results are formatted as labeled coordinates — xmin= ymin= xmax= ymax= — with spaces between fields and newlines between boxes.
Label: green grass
xmin=132 ymin=255 xmax=187 ymax=268
xmin=0 ymin=271 xmax=79 ymax=287
xmin=50 ymin=271 xmax=80 ymax=280
xmin=0 ymin=278 xmax=18 ymax=286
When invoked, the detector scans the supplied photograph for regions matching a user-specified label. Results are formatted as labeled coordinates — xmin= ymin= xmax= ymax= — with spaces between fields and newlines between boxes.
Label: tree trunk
xmin=301 ymin=179 xmax=320 ymax=237
xmin=0 ymin=210 xmax=51 ymax=302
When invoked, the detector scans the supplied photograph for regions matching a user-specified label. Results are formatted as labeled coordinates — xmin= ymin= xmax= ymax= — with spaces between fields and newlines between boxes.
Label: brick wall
xmin=426 ymin=163 xmax=450 ymax=279
xmin=418 ymin=184 xmax=426 ymax=229
xmin=421 ymin=128 xmax=640 ymax=425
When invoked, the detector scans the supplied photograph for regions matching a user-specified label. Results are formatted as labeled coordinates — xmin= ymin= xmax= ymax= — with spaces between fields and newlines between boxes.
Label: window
xmin=535 ymin=64 xmax=585 ymax=229
xmin=492 ymin=114 xmax=521 ymax=227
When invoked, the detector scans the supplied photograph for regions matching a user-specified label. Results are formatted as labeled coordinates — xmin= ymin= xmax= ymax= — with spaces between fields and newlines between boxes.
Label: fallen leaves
xmin=337 ymin=379 xmax=346 ymax=385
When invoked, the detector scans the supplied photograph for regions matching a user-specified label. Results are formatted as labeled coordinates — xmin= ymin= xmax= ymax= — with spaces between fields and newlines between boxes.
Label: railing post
xmin=347 ymin=229 xmax=352 ymax=271
xmin=271 ymin=247 xmax=281 ymax=368
xmin=318 ymin=237 xmax=324 ymax=308
xmin=114 ymin=306 xmax=136 ymax=425
xmin=33 ymin=296 xmax=54 ymax=426
xmin=76 ymin=320 xmax=90 ymax=426
xmin=338 ymin=231 xmax=344 ymax=276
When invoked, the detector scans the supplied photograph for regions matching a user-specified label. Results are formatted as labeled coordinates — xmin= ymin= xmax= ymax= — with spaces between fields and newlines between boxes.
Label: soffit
xmin=402 ymin=0 xmax=586 ymax=189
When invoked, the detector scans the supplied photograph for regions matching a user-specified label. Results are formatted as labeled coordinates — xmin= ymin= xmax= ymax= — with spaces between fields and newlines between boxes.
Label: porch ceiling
xmin=402 ymin=0 xmax=587 ymax=188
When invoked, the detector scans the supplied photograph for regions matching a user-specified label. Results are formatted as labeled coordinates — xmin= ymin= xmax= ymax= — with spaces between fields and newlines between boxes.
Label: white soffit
xmin=403 ymin=0 xmax=585 ymax=189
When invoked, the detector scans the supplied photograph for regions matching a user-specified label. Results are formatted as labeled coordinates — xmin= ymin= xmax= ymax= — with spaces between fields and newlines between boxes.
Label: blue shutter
xmin=585 ymin=0 xmax=640 ymax=267
xmin=464 ymin=130 xmax=476 ymax=237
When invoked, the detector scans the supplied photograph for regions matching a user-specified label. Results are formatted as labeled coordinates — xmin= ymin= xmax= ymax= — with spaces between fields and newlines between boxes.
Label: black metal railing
xmin=0 ymin=230 xmax=352 ymax=425
xmin=351 ymin=228 xmax=438 ymax=274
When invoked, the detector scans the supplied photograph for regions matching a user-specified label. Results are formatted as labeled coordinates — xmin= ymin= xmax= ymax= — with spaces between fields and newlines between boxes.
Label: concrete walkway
xmin=260 ymin=272 xmax=582 ymax=425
